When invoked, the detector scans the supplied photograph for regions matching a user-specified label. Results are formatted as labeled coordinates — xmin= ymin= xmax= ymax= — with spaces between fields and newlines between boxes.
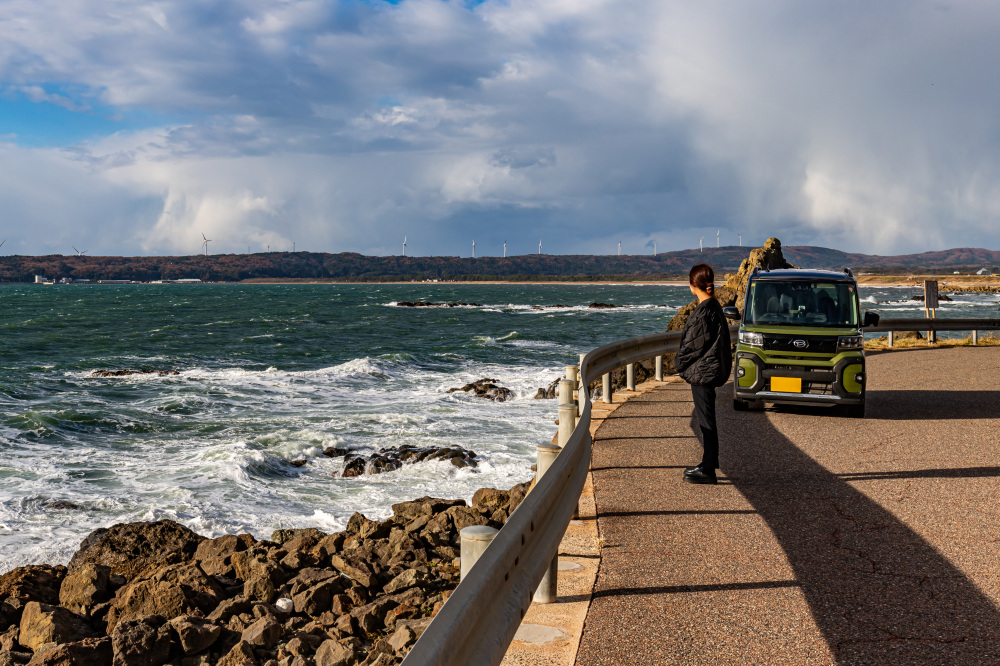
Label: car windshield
xmin=744 ymin=280 xmax=859 ymax=327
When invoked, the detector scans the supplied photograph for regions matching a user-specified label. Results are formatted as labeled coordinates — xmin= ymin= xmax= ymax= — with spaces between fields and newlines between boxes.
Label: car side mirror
xmin=863 ymin=311 xmax=880 ymax=328
xmin=722 ymin=306 xmax=741 ymax=320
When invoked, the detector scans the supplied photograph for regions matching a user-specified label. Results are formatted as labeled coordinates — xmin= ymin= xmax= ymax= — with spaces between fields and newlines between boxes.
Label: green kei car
xmin=724 ymin=267 xmax=880 ymax=418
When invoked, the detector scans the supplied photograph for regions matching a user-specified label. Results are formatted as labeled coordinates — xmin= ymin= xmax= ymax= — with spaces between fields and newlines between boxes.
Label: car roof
xmin=750 ymin=268 xmax=856 ymax=282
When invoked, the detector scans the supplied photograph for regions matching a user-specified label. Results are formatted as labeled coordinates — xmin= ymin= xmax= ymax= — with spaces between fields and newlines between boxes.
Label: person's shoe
xmin=684 ymin=465 xmax=700 ymax=474
xmin=683 ymin=466 xmax=717 ymax=484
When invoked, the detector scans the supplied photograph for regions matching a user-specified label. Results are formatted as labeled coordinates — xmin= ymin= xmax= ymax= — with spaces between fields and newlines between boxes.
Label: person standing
xmin=674 ymin=264 xmax=733 ymax=484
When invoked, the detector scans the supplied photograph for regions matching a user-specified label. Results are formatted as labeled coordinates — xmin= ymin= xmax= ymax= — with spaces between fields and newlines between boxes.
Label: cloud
xmin=0 ymin=0 xmax=999 ymax=256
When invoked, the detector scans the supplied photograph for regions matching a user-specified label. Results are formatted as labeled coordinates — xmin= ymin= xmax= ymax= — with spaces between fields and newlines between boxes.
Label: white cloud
xmin=1 ymin=0 xmax=1000 ymax=256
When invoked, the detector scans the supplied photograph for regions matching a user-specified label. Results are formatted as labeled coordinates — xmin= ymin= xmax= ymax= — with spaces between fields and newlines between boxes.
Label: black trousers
xmin=691 ymin=384 xmax=719 ymax=469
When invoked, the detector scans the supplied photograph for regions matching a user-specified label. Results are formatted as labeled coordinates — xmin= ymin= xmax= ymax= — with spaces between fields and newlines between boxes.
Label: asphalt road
xmin=575 ymin=347 xmax=1000 ymax=665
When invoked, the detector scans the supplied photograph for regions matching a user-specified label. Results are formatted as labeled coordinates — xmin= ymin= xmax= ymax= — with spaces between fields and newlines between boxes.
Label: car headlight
xmin=838 ymin=335 xmax=864 ymax=350
xmin=739 ymin=330 xmax=764 ymax=347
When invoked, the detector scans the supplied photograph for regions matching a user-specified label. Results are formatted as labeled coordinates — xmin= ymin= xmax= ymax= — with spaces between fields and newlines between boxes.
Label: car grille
xmin=763 ymin=333 xmax=839 ymax=354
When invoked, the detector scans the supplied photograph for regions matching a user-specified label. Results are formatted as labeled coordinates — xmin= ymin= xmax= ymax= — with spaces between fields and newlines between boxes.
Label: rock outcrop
xmin=325 ymin=445 xmax=479 ymax=477
xmin=0 ymin=480 xmax=532 ymax=665
xmin=67 ymin=520 xmax=205 ymax=582
xmin=446 ymin=379 xmax=514 ymax=402
xmin=393 ymin=302 xmax=483 ymax=308
xmin=89 ymin=370 xmax=180 ymax=378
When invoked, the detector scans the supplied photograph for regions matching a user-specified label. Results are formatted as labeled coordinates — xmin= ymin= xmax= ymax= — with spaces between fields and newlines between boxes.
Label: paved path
xmin=575 ymin=347 xmax=1000 ymax=665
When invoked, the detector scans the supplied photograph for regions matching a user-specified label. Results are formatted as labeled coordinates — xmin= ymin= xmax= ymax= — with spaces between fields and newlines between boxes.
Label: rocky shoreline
xmin=0 ymin=480 xmax=530 ymax=666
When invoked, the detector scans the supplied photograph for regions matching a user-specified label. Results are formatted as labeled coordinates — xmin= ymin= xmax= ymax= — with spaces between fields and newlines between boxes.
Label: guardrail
xmin=402 ymin=315 xmax=998 ymax=666
xmin=866 ymin=317 xmax=1000 ymax=345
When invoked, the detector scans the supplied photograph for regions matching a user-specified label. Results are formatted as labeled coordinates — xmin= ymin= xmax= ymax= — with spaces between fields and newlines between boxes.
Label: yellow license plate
xmin=771 ymin=377 xmax=802 ymax=393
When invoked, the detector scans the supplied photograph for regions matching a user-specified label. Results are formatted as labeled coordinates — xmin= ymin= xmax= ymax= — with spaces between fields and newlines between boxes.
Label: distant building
xmin=34 ymin=275 xmax=53 ymax=284
xmin=173 ymin=279 xmax=202 ymax=283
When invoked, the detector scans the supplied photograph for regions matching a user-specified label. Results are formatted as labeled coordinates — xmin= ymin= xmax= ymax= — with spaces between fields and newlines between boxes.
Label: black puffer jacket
xmin=675 ymin=298 xmax=733 ymax=387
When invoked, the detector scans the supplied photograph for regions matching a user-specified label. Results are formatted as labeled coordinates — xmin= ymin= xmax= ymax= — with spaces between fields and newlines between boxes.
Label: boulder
xmin=472 ymin=488 xmax=509 ymax=514
xmin=292 ymin=579 xmax=343 ymax=617
xmin=387 ymin=625 xmax=417 ymax=654
xmin=169 ymin=615 xmax=221 ymax=655
xmin=533 ymin=377 xmax=560 ymax=400
xmin=314 ymin=639 xmax=353 ymax=666
xmin=105 ymin=563 xmax=223 ymax=631
xmin=0 ymin=603 xmax=21 ymax=634
xmin=58 ymin=564 xmax=111 ymax=615
xmin=390 ymin=498 xmax=465 ymax=524
xmin=508 ymin=482 xmax=531 ymax=514
xmin=269 ymin=529 xmax=324 ymax=549
xmin=194 ymin=535 xmax=255 ymax=562
xmin=17 ymin=603 xmax=93 ymax=652
xmin=383 ymin=570 xmax=427 ymax=596
xmin=110 ymin=615 xmax=173 ymax=666
xmin=217 ymin=640 xmax=257 ymax=666
xmin=0 ymin=567 xmax=66 ymax=606
xmin=0 ymin=626 xmax=18 ymax=652
xmin=208 ymin=598 xmax=253 ymax=624
xmin=231 ymin=552 xmax=284 ymax=604
xmin=329 ymin=556 xmax=375 ymax=589
xmin=24 ymin=637 xmax=111 ymax=665
xmin=240 ymin=616 xmax=280 ymax=649
xmin=68 ymin=520 xmax=204 ymax=581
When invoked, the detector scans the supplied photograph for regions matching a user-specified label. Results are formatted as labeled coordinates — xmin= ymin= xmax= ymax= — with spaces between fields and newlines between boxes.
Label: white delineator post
xmin=626 ymin=363 xmax=635 ymax=391
xmin=972 ymin=329 xmax=979 ymax=345
xmin=460 ymin=526 xmax=499 ymax=581
xmin=602 ymin=373 xmax=612 ymax=404
xmin=888 ymin=331 xmax=894 ymax=348
xmin=533 ymin=444 xmax=561 ymax=604
xmin=655 ymin=355 xmax=663 ymax=381
xmin=565 ymin=365 xmax=580 ymax=427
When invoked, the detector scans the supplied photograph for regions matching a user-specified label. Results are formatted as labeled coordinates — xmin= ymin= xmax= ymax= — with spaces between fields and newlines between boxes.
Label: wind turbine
xmin=472 ymin=240 xmax=476 ymax=258
xmin=402 ymin=236 xmax=407 ymax=257
xmin=202 ymin=233 xmax=211 ymax=256
xmin=739 ymin=234 xmax=742 ymax=247
xmin=699 ymin=237 xmax=703 ymax=253
xmin=716 ymin=230 xmax=720 ymax=248
xmin=538 ymin=239 xmax=542 ymax=255
xmin=653 ymin=241 xmax=657 ymax=256
xmin=0 ymin=239 xmax=5 ymax=250
xmin=503 ymin=240 xmax=507 ymax=258
xmin=73 ymin=246 xmax=88 ymax=256
xmin=618 ymin=241 xmax=622 ymax=256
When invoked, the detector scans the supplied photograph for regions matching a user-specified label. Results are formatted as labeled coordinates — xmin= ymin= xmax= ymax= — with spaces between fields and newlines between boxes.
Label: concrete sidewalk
xmin=576 ymin=347 xmax=1000 ymax=665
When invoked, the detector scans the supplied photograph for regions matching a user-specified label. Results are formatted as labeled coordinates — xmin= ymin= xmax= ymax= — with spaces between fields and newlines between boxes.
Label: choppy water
xmin=1 ymin=282 xmax=996 ymax=571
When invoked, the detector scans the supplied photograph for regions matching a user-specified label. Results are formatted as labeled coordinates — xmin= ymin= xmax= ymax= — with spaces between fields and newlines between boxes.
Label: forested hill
xmin=1 ymin=245 xmax=998 ymax=283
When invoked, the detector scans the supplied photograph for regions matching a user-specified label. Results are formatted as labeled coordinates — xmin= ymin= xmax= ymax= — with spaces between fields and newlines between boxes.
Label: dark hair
xmin=689 ymin=264 xmax=715 ymax=296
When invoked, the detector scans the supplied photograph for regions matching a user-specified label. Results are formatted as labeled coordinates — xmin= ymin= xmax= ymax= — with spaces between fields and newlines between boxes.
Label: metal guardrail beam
xmin=866 ymin=317 xmax=1000 ymax=333
xmin=403 ymin=316 xmax=994 ymax=665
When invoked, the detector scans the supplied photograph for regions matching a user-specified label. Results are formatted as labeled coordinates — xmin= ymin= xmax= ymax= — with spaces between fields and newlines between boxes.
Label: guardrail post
xmin=602 ymin=373 xmax=612 ymax=403
xmin=972 ymin=329 xmax=979 ymax=346
xmin=533 ymin=444 xmax=561 ymax=604
xmin=626 ymin=363 xmax=635 ymax=391
xmin=888 ymin=331 xmax=894 ymax=348
xmin=565 ymin=365 xmax=580 ymax=416
xmin=460 ymin=526 xmax=499 ymax=581
xmin=558 ymin=385 xmax=576 ymax=447
xmin=655 ymin=355 xmax=663 ymax=381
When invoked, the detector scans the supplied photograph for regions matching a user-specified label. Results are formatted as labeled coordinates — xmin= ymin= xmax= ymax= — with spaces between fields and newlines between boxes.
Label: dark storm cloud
xmin=0 ymin=0 xmax=998 ymax=256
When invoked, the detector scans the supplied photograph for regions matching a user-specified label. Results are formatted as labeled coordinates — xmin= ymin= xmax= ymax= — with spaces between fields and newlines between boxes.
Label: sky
xmin=2 ymin=0 xmax=1000 ymax=258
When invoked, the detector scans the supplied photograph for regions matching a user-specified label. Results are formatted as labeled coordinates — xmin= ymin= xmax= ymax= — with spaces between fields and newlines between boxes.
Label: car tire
xmin=733 ymin=398 xmax=749 ymax=411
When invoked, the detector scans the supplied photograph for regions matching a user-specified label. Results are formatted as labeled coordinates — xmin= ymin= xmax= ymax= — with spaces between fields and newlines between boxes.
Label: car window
xmin=745 ymin=280 xmax=858 ymax=327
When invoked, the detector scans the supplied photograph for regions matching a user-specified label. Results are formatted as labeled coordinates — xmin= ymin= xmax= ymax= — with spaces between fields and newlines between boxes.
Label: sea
xmin=1 ymin=282 xmax=997 ymax=572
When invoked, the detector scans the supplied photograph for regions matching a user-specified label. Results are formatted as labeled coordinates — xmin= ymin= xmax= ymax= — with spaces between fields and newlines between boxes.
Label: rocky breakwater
xmin=0 ymin=481 xmax=530 ymax=666
xmin=323 ymin=445 xmax=479 ymax=477
xmin=392 ymin=302 xmax=482 ymax=308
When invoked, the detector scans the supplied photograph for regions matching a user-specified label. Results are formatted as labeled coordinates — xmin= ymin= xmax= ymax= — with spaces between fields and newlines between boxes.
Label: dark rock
xmin=314 ymin=639 xmax=353 ymax=666
xmin=17 ymin=602 xmax=93 ymax=652
xmin=169 ymin=615 xmax=221 ymax=655
xmin=446 ymin=378 xmax=513 ymax=402
xmin=270 ymin=530 xmax=324 ymax=549
xmin=329 ymin=556 xmax=375 ymax=589
xmin=322 ymin=447 xmax=349 ymax=458
xmin=333 ymin=445 xmax=477 ymax=478
xmin=88 ymin=369 xmax=179 ymax=378
xmin=241 ymin=617 xmax=281 ymax=649
xmin=25 ymin=636 xmax=111 ymax=665
xmin=533 ymin=377 xmax=560 ymax=399
xmin=289 ymin=460 xmax=307 ymax=467
xmin=393 ymin=302 xmax=482 ymax=308
xmin=105 ymin=563 xmax=224 ymax=631
xmin=68 ymin=520 xmax=204 ymax=581
xmin=217 ymin=640 xmax=257 ymax=666
xmin=508 ymin=482 xmax=530 ymax=514
xmin=110 ymin=615 xmax=173 ymax=666
xmin=0 ymin=567 xmax=66 ymax=606
xmin=471 ymin=488 xmax=509 ymax=514
xmin=208 ymin=598 xmax=253 ymax=624
xmin=391 ymin=498 xmax=465 ymax=524
xmin=588 ymin=302 xmax=619 ymax=309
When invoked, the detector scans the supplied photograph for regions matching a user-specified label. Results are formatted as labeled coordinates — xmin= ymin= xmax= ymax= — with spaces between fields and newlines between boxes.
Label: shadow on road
xmin=719 ymin=385 xmax=1000 ymax=663
xmin=868 ymin=389 xmax=1000 ymax=420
